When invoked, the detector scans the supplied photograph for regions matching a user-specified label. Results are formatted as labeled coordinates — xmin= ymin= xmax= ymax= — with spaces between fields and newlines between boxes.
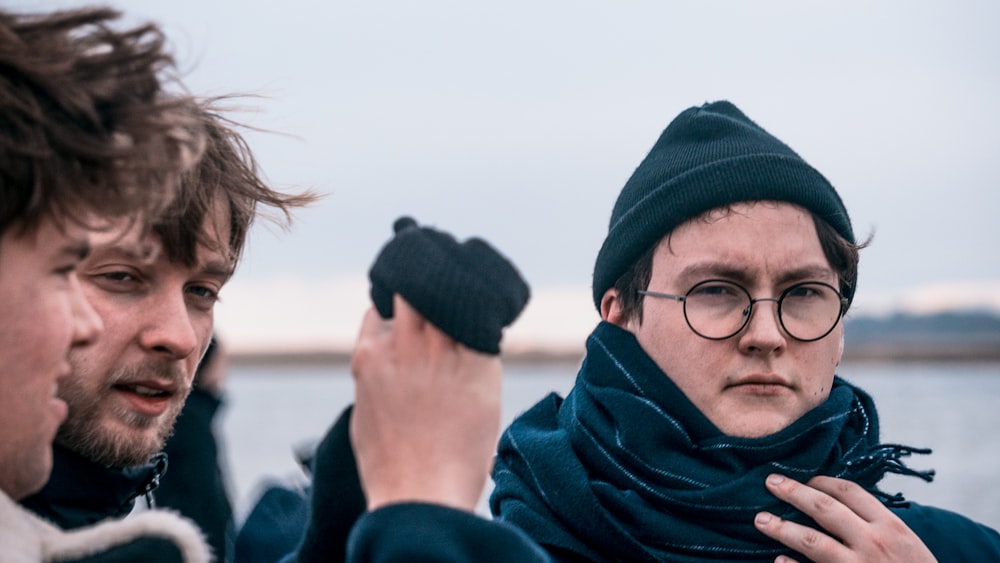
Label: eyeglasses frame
xmin=637 ymin=278 xmax=849 ymax=342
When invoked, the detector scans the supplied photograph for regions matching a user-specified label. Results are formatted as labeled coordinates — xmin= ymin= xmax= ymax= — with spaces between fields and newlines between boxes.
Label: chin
xmin=121 ymin=428 xmax=168 ymax=463
xmin=721 ymin=415 xmax=793 ymax=439
xmin=69 ymin=418 xmax=168 ymax=467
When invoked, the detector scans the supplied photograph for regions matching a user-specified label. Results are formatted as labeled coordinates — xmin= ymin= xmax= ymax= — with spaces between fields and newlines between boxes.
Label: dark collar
xmin=19 ymin=444 xmax=167 ymax=529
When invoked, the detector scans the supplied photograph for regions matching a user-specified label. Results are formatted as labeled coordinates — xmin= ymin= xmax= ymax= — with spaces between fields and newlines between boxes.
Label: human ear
xmin=600 ymin=288 xmax=628 ymax=326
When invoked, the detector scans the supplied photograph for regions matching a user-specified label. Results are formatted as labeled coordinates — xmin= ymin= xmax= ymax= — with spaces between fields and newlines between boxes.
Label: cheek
xmin=823 ymin=328 xmax=845 ymax=370
xmin=801 ymin=337 xmax=842 ymax=399
xmin=634 ymin=310 xmax=708 ymax=374
xmin=194 ymin=321 xmax=215 ymax=364
xmin=184 ymin=332 xmax=214 ymax=385
xmin=32 ymin=297 xmax=74 ymax=366
xmin=182 ymin=361 xmax=199 ymax=386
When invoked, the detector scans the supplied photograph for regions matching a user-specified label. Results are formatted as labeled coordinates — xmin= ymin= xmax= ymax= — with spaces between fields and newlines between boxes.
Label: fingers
xmin=762 ymin=474 xmax=889 ymax=544
xmin=805 ymin=475 xmax=893 ymax=523
xmin=352 ymin=307 xmax=389 ymax=376
xmin=391 ymin=293 xmax=425 ymax=336
xmin=392 ymin=294 xmax=461 ymax=361
xmin=761 ymin=474 xmax=864 ymax=543
xmin=756 ymin=474 xmax=938 ymax=563
xmin=755 ymin=473 xmax=862 ymax=560
xmin=355 ymin=294 xmax=429 ymax=347
xmin=755 ymin=506 xmax=847 ymax=562
xmin=356 ymin=306 xmax=386 ymax=341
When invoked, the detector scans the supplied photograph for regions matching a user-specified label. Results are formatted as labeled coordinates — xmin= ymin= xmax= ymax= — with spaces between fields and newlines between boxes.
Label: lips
xmin=727 ymin=374 xmax=792 ymax=396
xmin=112 ymin=380 xmax=177 ymax=417
xmin=50 ymin=372 xmax=69 ymax=423
xmin=49 ymin=396 xmax=68 ymax=424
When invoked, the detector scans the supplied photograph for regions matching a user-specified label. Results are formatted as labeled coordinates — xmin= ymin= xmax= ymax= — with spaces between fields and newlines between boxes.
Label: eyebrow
xmin=676 ymin=262 xmax=837 ymax=286
xmin=86 ymin=242 xmax=234 ymax=279
xmin=62 ymin=241 xmax=92 ymax=262
xmin=773 ymin=265 xmax=839 ymax=285
xmin=197 ymin=257 xmax=236 ymax=281
xmin=89 ymin=240 xmax=157 ymax=262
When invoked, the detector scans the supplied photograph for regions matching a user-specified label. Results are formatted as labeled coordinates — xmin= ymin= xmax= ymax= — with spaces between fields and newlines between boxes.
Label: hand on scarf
xmin=350 ymin=295 xmax=502 ymax=512
xmin=754 ymin=474 xmax=937 ymax=563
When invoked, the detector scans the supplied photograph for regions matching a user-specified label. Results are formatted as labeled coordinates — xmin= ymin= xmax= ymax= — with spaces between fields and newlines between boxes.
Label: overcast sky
xmin=26 ymin=0 xmax=1000 ymax=351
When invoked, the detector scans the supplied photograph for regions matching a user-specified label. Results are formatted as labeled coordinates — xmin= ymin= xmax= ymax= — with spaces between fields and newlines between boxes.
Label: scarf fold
xmin=491 ymin=322 xmax=933 ymax=562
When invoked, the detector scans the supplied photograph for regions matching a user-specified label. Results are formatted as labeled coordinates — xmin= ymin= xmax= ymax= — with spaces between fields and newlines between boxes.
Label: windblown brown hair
xmin=153 ymin=101 xmax=319 ymax=271
xmin=0 ymin=7 xmax=203 ymax=237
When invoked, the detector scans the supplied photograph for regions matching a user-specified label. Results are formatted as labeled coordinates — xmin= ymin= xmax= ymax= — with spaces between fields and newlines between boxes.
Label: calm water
xmin=221 ymin=361 xmax=1000 ymax=530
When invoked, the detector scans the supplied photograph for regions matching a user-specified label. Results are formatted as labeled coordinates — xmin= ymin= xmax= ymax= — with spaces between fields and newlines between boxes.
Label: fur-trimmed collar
xmin=2 ymin=488 xmax=210 ymax=562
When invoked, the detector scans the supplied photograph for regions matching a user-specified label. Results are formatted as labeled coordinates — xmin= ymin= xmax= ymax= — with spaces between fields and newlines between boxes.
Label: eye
xmin=187 ymin=284 xmax=221 ymax=306
xmin=785 ymin=284 xmax=823 ymax=299
xmin=690 ymin=281 xmax=743 ymax=298
xmin=101 ymin=271 xmax=137 ymax=282
xmin=89 ymin=269 xmax=142 ymax=292
xmin=80 ymin=264 xmax=145 ymax=294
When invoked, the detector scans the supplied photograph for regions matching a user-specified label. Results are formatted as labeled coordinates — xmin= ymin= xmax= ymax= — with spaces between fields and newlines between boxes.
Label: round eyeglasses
xmin=638 ymin=279 xmax=848 ymax=342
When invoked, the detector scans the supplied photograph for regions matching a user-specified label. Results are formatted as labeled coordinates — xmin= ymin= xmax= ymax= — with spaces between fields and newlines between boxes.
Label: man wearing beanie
xmin=487 ymin=100 xmax=1000 ymax=561
xmin=343 ymin=101 xmax=1000 ymax=562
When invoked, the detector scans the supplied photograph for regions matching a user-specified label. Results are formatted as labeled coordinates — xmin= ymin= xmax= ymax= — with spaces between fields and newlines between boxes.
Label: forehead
xmin=658 ymin=202 xmax=832 ymax=280
xmin=670 ymin=201 xmax=814 ymax=236
xmin=0 ymin=215 xmax=91 ymax=267
xmin=154 ymin=193 xmax=235 ymax=268
xmin=87 ymin=212 xmax=233 ymax=276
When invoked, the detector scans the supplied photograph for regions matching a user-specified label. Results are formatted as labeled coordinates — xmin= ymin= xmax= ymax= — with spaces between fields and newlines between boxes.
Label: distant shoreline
xmin=228 ymin=348 xmax=587 ymax=368
xmin=230 ymin=345 xmax=1000 ymax=368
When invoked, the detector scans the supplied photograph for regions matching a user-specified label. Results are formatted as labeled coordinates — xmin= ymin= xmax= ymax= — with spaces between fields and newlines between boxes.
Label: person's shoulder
xmin=892 ymin=501 xmax=1000 ymax=559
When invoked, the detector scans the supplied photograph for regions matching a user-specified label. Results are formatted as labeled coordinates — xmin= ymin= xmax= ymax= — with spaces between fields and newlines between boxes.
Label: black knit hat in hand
xmin=368 ymin=216 xmax=530 ymax=355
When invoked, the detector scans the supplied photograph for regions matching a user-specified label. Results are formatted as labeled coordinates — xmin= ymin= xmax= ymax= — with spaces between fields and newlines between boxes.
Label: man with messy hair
xmin=0 ymin=6 xmax=211 ymax=561
xmin=20 ymin=98 xmax=315 ymax=555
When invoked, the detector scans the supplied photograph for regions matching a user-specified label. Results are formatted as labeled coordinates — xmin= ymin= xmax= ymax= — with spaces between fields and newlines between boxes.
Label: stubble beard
xmin=56 ymin=360 xmax=191 ymax=467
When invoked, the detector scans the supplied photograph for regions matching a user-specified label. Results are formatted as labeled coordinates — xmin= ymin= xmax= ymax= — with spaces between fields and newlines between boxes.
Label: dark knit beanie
xmin=369 ymin=216 xmax=530 ymax=355
xmin=592 ymin=100 xmax=855 ymax=309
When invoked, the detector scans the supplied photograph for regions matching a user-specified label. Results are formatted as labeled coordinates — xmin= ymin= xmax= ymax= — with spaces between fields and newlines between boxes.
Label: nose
xmin=138 ymin=292 xmax=199 ymax=360
xmin=69 ymin=274 xmax=102 ymax=347
xmin=737 ymin=297 xmax=786 ymax=354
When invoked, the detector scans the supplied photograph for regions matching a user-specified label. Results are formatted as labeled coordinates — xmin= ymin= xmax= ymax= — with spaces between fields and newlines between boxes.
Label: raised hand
xmin=350 ymin=295 xmax=503 ymax=513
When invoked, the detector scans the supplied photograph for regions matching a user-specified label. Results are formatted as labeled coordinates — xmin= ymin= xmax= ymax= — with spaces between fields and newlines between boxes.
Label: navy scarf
xmin=491 ymin=322 xmax=932 ymax=562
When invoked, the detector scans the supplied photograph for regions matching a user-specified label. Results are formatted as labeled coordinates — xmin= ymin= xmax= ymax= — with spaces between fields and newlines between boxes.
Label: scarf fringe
xmin=846 ymin=444 xmax=935 ymax=508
